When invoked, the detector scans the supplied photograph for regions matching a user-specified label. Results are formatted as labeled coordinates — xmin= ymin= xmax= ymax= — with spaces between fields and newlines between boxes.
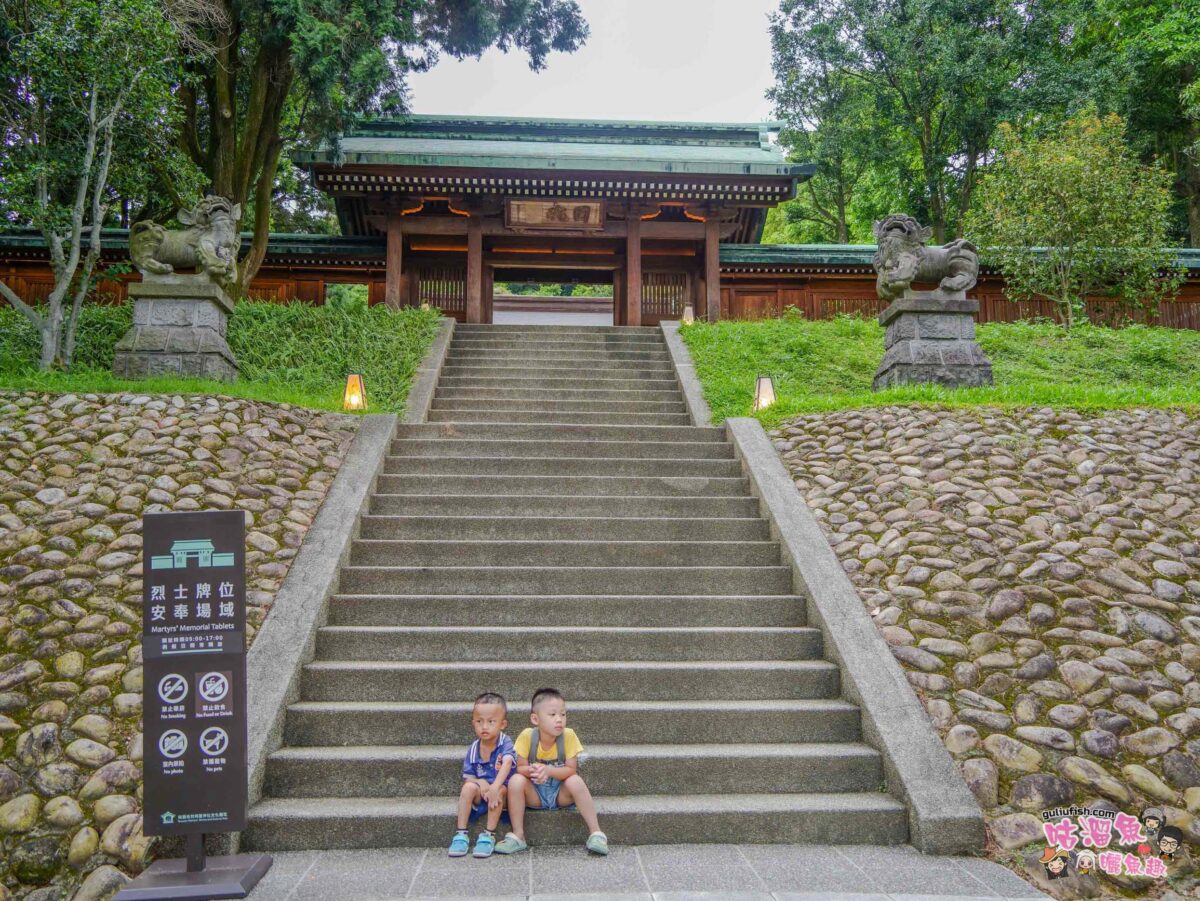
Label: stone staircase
xmin=242 ymin=323 xmax=909 ymax=849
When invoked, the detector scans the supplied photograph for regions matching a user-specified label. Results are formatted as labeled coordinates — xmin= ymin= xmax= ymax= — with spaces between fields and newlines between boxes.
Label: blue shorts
xmin=532 ymin=777 xmax=576 ymax=811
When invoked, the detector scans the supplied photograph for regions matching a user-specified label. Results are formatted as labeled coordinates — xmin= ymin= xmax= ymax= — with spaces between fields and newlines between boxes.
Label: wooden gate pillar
xmin=466 ymin=217 xmax=483 ymax=323
xmin=385 ymin=215 xmax=403 ymax=309
xmin=704 ymin=218 xmax=721 ymax=322
xmin=626 ymin=215 xmax=642 ymax=327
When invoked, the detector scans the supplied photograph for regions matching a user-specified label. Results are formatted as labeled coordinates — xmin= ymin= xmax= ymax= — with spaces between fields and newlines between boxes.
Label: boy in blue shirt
xmin=450 ymin=692 xmax=515 ymax=858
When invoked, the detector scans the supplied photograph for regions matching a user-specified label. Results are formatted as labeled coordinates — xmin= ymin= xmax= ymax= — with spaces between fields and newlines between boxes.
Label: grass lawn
xmin=679 ymin=313 xmax=1200 ymax=426
xmin=0 ymin=302 xmax=443 ymax=414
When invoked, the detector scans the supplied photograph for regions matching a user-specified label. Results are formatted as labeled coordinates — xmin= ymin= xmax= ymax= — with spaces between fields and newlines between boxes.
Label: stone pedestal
xmin=113 ymin=278 xmax=238 ymax=381
xmin=872 ymin=291 xmax=993 ymax=390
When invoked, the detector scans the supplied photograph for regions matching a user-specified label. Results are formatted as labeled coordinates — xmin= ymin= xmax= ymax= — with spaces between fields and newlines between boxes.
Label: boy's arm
xmin=544 ymin=757 xmax=577 ymax=782
xmin=491 ymin=756 xmax=514 ymax=789
xmin=514 ymin=754 xmax=536 ymax=778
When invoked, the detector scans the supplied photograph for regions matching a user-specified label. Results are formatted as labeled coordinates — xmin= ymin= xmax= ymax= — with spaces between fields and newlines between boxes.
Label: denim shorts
xmin=533 ymin=777 xmax=575 ymax=811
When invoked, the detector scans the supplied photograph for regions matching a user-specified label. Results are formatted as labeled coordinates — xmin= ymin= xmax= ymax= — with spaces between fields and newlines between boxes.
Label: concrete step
xmin=440 ymin=364 xmax=676 ymax=380
xmin=373 ymin=473 xmax=750 ymax=497
xmin=327 ymin=595 xmax=806 ymax=628
xmin=454 ymin=324 xmax=661 ymax=335
xmin=349 ymin=538 xmax=780 ymax=568
xmin=336 ymin=564 xmax=796 ymax=595
xmin=434 ymin=387 xmax=685 ymax=402
xmin=382 ymin=455 xmax=740 ymax=477
xmin=358 ymin=515 xmax=767 ymax=541
xmin=264 ymin=743 xmax=882 ymax=798
xmin=314 ymin=625 xmax=817 ymax=661
xmin=451 ymin=335 xmax=666 ymax=348
xmin=425 ymin=409 xmax=694 ymax=425
xmin=243 ymin=793 xmax=909 ymax=850
xmin=430 ymin=398 xmax=687 ymax=414
xmin=438 ymin=375 xmax=680 ymax=391
xmin=394 ymin=422 xmax=725 ymax=442
xmin=300 ymin=660 xmax=840 ymax=702
xmin=283 ymin=699 xmax=858 ymax=746
xmin=443 ymin=356 xmax=674 ymax=371
xmin=446 ymin=350 xmax=672 ymax=364
xmin=368 ymin=494 xmax=760 ymax=517
xmin=388 ymin=438 xmax=735 ymax=460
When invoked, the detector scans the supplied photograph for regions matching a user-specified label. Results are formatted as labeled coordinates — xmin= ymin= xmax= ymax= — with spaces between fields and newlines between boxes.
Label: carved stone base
xmin=112 ymin=279 xmax=238 ymax=382
xmin=872 ymin=291 xmax=993 ymax=390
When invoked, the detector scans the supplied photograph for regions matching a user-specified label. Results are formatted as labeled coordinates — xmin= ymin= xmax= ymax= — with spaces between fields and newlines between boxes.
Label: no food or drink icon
xmin=199 ymin=672 xmax=230 ymax=703
xmin=159 ymin=730 xmax=188 ymax=759
xmin=158 ymin=674 xmax=188 ymax=704
xmin=200 ymin=727 xmax=229 ymax=757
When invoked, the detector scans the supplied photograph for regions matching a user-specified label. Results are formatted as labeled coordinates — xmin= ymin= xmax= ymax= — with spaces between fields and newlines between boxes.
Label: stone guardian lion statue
xmin=872 ymin=214 xmax=978 ymax=301
xmin=130 ymin=196 xmax=241 ymax=288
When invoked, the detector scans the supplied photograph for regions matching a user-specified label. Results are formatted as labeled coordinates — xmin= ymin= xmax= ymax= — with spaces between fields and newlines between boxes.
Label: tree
xmin=173 ymin=0 xmax=589 ymax=293
xmin=0 ymin=0 xmax=201 ymax=370
xmin=966 ymin=110 xmax=1181 ymax=329
xmin=1101 ymin=0 xmax=1200 ymax=245
xmin=768 ymin=0 xmax=1048 ymax=242
xmin=769 ymin=1 xmax=883 ymax=242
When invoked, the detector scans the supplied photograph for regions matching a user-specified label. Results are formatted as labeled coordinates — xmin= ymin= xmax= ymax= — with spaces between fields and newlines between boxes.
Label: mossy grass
xmin=0 ymin=301 xmax=443 ymax=413
xmin=679 ymin=311 xmax=1200 ymax=426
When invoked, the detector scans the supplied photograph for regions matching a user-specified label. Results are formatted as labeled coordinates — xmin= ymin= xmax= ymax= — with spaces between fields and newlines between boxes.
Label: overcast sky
xmin=408 ymin=0 xmax=781 ymax=124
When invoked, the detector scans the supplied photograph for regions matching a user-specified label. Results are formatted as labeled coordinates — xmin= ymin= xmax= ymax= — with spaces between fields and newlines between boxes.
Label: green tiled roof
xmin=0 ymin=228 xmax=386 ymax=259
xmin=293 ymin=115 xmax=811 ymax=179
xmin=723 ymin=244 xmax=1200 ymax=271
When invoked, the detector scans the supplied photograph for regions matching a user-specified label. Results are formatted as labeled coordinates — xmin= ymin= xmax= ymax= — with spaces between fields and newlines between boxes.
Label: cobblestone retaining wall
xmin=0 ymin=391 xmax=356 ymax=900
xmin=771 ymin=406 xmax=1200 ymax=897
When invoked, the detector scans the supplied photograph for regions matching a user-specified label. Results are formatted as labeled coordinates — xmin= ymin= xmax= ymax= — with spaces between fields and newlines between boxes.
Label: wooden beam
xmin=382 ymin=215 xmax=736 ymax=241
xmin=626 ymin=215 xmax=642 ymax=327
xmin=705 ymin=218 xmax=721 ymax=322
xmin=613 ymin=268 xmax=625 ymax=326
xmin=385 ymin=216 xmax=403 ymax=308
xmin=466 ymin=217 xmax=483 ymax=323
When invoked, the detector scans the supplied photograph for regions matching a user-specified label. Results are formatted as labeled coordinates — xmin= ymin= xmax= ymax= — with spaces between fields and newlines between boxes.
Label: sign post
xmin=116 ymin=511 xmax=272 ymax=900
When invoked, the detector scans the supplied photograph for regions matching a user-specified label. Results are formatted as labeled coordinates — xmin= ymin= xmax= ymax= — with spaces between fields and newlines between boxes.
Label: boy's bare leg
xmin=506 ymin=773 xmax=542 ymax=839
xmin=557 ymin=774 xmax=601 ymax=834
xmin=457 ymin=781 xmax=482 ymax=830
xmin=485 ymin=786 xmax=508 ymax=832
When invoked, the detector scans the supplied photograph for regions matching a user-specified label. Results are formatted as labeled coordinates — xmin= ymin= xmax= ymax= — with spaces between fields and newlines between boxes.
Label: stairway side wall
xmin=725 ymin=418 xmax=986 ymax=855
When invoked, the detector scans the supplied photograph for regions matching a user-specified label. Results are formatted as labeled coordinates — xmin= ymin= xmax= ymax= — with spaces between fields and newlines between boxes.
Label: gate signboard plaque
xmin=115 ymin=511 xmax=271 ymax=900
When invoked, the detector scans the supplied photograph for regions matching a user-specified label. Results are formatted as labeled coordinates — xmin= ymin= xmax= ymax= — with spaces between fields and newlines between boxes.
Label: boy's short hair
xmin=473 ymin=692 xmax=507 ymax=713
xmin=530 ymin=687 xmax=563 ymax=712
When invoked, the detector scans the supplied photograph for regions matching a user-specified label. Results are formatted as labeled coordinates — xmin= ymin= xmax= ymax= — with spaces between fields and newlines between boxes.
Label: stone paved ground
xmin=246 ymin=843 xmax=1047 ymax=900
xmin=0 ymin=391 xmax=357 ymax=900
xmin=770 ymin=405 xmax=1200 ymax=899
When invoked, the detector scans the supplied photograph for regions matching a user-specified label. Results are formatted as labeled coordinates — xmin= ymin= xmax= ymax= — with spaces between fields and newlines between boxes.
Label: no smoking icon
xmin=199 ymin=672 xmax=230 ymax=703
xmin=157 ymin=674 xmax=188 ymax=704
xmin=200 ymin=727 xmax=229 ymax=756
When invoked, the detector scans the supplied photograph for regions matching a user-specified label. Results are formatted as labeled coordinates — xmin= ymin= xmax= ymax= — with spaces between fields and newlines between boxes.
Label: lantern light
xmin=681 ymin=304 xmax=695 ymax=325
xmin=343 ymin=374 xmax=368 ymax=412
xmin=753 ymin=375 xmax=776 ymax=412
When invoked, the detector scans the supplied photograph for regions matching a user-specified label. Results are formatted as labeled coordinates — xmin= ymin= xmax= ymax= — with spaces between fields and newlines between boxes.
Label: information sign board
xmin=142 ymin=511 xmax=248 ymax=837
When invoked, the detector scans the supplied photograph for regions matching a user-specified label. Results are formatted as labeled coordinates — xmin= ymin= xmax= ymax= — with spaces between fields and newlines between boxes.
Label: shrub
xmin=0 ymin=301 xmax=442 ymax=413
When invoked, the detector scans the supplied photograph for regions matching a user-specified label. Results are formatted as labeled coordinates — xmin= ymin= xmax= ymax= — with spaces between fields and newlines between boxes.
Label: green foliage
xmin=966 ymin=110 xmax=1182 ymax=329
xmin=324 ymin=284 xmax=370 ymax=311
xmin=175 ymin=0 xmax=589 ymax=290
xmin=768 ymin=0 xmax=1047 ymax=242
xmin=680 ymin=316 xmax=1200 ymax=426
xmin=0 ymin=0 xmax=202 ymax=368
xmin=0 ymin=302 xmax=442 ymax=413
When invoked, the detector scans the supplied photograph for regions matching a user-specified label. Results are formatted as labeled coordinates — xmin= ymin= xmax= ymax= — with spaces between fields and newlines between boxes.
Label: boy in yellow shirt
xmin=493 ymin=687 xmax=608 ymax=855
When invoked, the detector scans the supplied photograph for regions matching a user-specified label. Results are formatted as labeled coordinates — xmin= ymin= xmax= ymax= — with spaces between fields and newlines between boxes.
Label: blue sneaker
xmin=473 ymin=830 xmax=496 ymax=858
xmin=448 ymin=830 xmax=470 ymax=857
